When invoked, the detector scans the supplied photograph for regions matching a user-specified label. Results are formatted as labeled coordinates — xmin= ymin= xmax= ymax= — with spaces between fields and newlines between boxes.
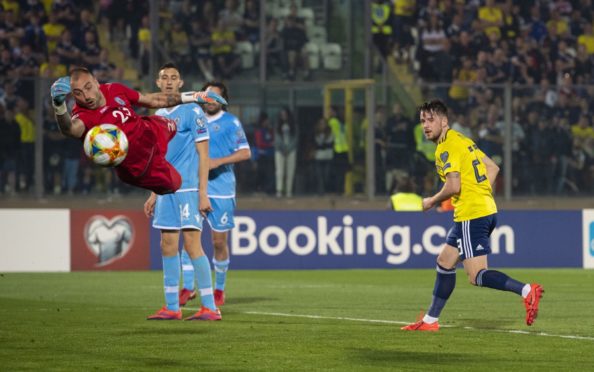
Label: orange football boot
xmin=185 ymin=306 xmax=222 ymax=321
xmin=179 ymin=288 xmax=197 ymax=306
xmin=214 ymin=289 xmax=225 ymax=306
xmin=524 ymin=283 xmax=544 ymax=326
xmin=147 ymin=306 xmax=182 ymax=320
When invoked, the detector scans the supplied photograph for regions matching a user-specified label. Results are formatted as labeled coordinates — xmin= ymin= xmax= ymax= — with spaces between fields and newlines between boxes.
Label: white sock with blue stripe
xmin=191 ymin=255 xmax=216 ymax=311
xmin=162 ymin=254 xmax=180 ymax=311
xmin=212 ymin=258 xmax=230 ymax=291
xmin=180 ymin=249 xmax=195 ymax=291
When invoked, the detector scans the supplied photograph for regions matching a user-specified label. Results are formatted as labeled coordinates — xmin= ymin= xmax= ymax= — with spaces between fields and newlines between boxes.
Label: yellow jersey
xmin=478 ymin=6 xmax=502 ymax=37
xmin=578 ymin=34 xmax=594 ymax=54
xmin=434 ymin=129 xmax=497 ymax=222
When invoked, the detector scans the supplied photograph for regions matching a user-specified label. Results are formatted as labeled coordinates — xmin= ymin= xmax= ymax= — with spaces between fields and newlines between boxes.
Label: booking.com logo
xmin=590 ymin=221 xmax=594 ymax=257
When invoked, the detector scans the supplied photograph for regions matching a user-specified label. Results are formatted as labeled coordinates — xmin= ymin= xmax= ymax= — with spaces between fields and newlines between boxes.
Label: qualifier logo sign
xmin=84 ymin=215 xmax=133 ymax=266
xmin=71 ymin=210 xmax=150 ymax=271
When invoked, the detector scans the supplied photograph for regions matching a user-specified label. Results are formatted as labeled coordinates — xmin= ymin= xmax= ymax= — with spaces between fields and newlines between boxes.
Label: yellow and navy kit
xmin=434 ymin=129 xmax=497 ymax=222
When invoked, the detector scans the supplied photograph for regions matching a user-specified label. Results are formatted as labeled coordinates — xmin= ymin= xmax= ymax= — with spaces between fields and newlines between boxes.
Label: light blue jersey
xmin=155 ymin=103 xmax=209 ymax=191
xmin=206 ymin=111 xmax=250 ymax=197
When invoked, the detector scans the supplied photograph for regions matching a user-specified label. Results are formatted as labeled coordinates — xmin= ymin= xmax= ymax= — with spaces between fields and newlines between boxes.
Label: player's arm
xmin=144 ymin=192 xmax=157 ymax=218
xmin=422 ymin=172 xmax=461 ymax=211
xmin=50 ymin=76 xmax=85 ymax=138
xmin=195 ymin=140 xmax=213 ymax=217
xmin=482 ymin=155 xmax=500 ymax=189
xmin=209 ymin=148 xmax=252 ymax=169
xmin=136 ymin=91 xmax=228 ymax=109
xmin=54 ymin=111 xmax=86 ymax=138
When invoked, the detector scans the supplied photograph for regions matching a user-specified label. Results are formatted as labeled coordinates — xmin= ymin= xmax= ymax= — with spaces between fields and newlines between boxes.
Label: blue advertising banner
xmin=149 ymin=210 xmax=583 ymax=270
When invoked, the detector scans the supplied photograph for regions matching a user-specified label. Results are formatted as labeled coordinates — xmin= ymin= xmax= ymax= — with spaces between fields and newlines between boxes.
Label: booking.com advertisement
xmin=583 ymin=210 xmax=594 ymax=269
xmin=149 ymin=210 xmax=584 ymax=270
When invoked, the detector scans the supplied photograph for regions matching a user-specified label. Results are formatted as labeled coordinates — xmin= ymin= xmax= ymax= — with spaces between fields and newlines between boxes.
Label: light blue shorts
xmin=207 ymin=197 xmax=236 ymax=232
xmin=152 ymin=191 xmax=204 ymax=230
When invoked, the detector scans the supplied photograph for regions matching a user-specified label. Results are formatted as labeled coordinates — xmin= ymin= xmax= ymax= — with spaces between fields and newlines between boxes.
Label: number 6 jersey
xmin=434 ymin=129 xmax=497 ymax=222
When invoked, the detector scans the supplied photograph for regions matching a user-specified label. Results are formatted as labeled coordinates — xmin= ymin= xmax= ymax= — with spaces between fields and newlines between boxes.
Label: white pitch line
xmin=245 ymin=311 xmax=594 ymax=341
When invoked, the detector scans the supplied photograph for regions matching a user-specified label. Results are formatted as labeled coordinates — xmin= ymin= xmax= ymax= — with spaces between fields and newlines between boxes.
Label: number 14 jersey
xmin=434 ymin=129 xmax=497 ymax=222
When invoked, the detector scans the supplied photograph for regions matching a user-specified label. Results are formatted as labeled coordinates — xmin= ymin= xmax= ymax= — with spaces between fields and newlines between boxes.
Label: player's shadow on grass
xmin=350 ymin=348 xmax=497 ymax=366
xmin=455 ymin=318 xmax=516 ymax=330
xmin=226 ymin=296 xmax=277 ymax=305
xmin=117 ymin=328 xmax=211 ymax=336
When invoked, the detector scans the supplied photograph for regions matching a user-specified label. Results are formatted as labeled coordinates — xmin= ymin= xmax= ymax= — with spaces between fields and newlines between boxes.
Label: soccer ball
xmin=83 ymin=124 xmax=129 ymax=167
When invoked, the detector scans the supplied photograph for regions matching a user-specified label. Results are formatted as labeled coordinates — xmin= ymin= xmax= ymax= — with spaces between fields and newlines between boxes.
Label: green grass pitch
xmin=1 ymin=269 xmax=593 ymax=371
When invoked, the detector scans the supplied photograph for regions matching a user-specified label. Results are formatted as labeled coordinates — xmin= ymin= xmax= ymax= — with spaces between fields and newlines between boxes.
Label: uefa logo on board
xmin=84 ymin=215 xmax=134 ymax=266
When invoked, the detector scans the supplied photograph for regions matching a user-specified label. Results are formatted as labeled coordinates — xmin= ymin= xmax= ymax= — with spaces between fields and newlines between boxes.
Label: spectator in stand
xmin=93 ymin=48 xmax=123 ymax=83
xmin=21 ymin=0 xmax=47 ymax=19
xmin=448 ymin=56 xmax=476 ymax=112
xmin=392 ymin=0 xmax=416 ymax=60
xmin=500 ymin=1 xmax=520 ymax=41
xmin=281 ymin=15 xmax=310 ymax=81
xmin=189 ymin=19 xmax=214 ymax=81
xmin=22 ymin=13 xmax=47 ymax=59
xmin=15 ymin=43 xmax=39 ymax=78
xmin=199 ymin=0 xmax=217 ymax=27
xmin=43 ymin=109 xmax=65 ymax=194
xmin=385 ymin=103 xmax=415 ymax=195
xmin=478 ymin=0 xmax=503 ymax=39
xmin=39 ymin=51 xmax=67 ymax=78
xmin=0 ymin=48 xmax=16 ymax=78
xmin=328 ymin=106 xmax=350 ymax=195
xmin=243 ymin=0 xmax=259 ymax=45
xmin=74 ymin=8 xmax=99 ymax=49
xmin=138 ymin=15 xmax=151 ymax=77
xmin=81 ymin=30 xmax=101 ymax=69
xmin=574 ymin=44 xmax=592 ymax=83
xmin=176 ymin=0 xmax=199 ymax=30
xmin=211 ymin=18 xmax=240 ymax=79
xmin=0 ymin=107 xmax=21 ymax=195
xmin=551 ymin=116 xmax=574 ymax=194
xmin=55 ymin=29 xmax=81 ymax=68
xmin=169 ymin=22 xmax=191 ymax=72
xmin=477 ymin=105 xmax=504 ymax=162
xmin=52 ymin=0 xmax=78 ymax=30
xmin=14 ymin=97 xmax=34 ymax=192
xmin=218 ymin=0 xmax=243 ymax=36
xmin=265 ymin=17 xmax=283 ymax=75
xmin=578 ymin=22 xmax=594 ymax=55
xmin=313 ymin=117 xmax=334 ymax=195
xmin=0 ymin=9 xmax=25 ymax=47
xmin=274 ymin=107 xmax=298 ymax=198
xmin=419 ymin=14 xmax=447 ymax=81
xmin=253 ymin=111 xmax=275 ymax=195
xmin=42 ymin=11 xmax=65 ymax=53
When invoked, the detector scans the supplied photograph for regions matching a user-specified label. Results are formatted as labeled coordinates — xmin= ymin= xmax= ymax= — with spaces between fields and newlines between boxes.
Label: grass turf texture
xmin=1 ymin=269 xmax=593 ymax=371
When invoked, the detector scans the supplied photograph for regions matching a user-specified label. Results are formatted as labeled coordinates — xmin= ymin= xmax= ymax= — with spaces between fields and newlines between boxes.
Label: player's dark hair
xmin=201 ymin=81 xmax=229 ymax=103
xmin=69 ymin=66 xmax=93 ymax=80
xmin=418 ymin=99 xmax=448 ymax=117
xmin=159 ymin=62 xmax=179 ymax=73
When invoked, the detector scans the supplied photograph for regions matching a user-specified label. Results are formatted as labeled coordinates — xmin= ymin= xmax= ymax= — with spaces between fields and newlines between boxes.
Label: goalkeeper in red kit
xmin=50 ymin=67 xmax=227 ymax=194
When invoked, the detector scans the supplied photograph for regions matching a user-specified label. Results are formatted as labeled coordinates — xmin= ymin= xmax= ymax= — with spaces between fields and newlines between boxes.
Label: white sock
xmin=422 ymin=314 xmax=439 ymax=324
xmin=521 ymin=284 xmax=531 ymax=298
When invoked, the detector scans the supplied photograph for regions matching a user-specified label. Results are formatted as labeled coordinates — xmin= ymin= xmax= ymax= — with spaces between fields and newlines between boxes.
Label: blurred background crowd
xmin=0 ymin=0 xmax=593 ymax=200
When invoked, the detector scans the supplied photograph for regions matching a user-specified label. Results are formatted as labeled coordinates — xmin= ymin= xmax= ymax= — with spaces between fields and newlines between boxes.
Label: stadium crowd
xmin=0 ymin=0 xmax=316 ymax=196
xmin=1 ymin=0 xmax=593 ymax=197
xmin=372 ymin=0 xmax=594 ymax=195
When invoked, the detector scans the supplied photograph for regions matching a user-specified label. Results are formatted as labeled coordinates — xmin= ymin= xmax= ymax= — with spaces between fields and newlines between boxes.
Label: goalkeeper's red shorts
xmin=116 ymin=115 xmax=181 ymax=195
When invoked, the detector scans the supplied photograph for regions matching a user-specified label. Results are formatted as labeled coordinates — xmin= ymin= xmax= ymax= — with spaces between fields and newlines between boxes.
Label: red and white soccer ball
xmin=83 ymin=124 xmax=129 ymax=167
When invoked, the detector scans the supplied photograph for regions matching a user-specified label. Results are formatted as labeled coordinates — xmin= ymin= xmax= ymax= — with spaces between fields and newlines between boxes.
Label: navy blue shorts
xmin=446 ymin=213 xmax=497 ymax=261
